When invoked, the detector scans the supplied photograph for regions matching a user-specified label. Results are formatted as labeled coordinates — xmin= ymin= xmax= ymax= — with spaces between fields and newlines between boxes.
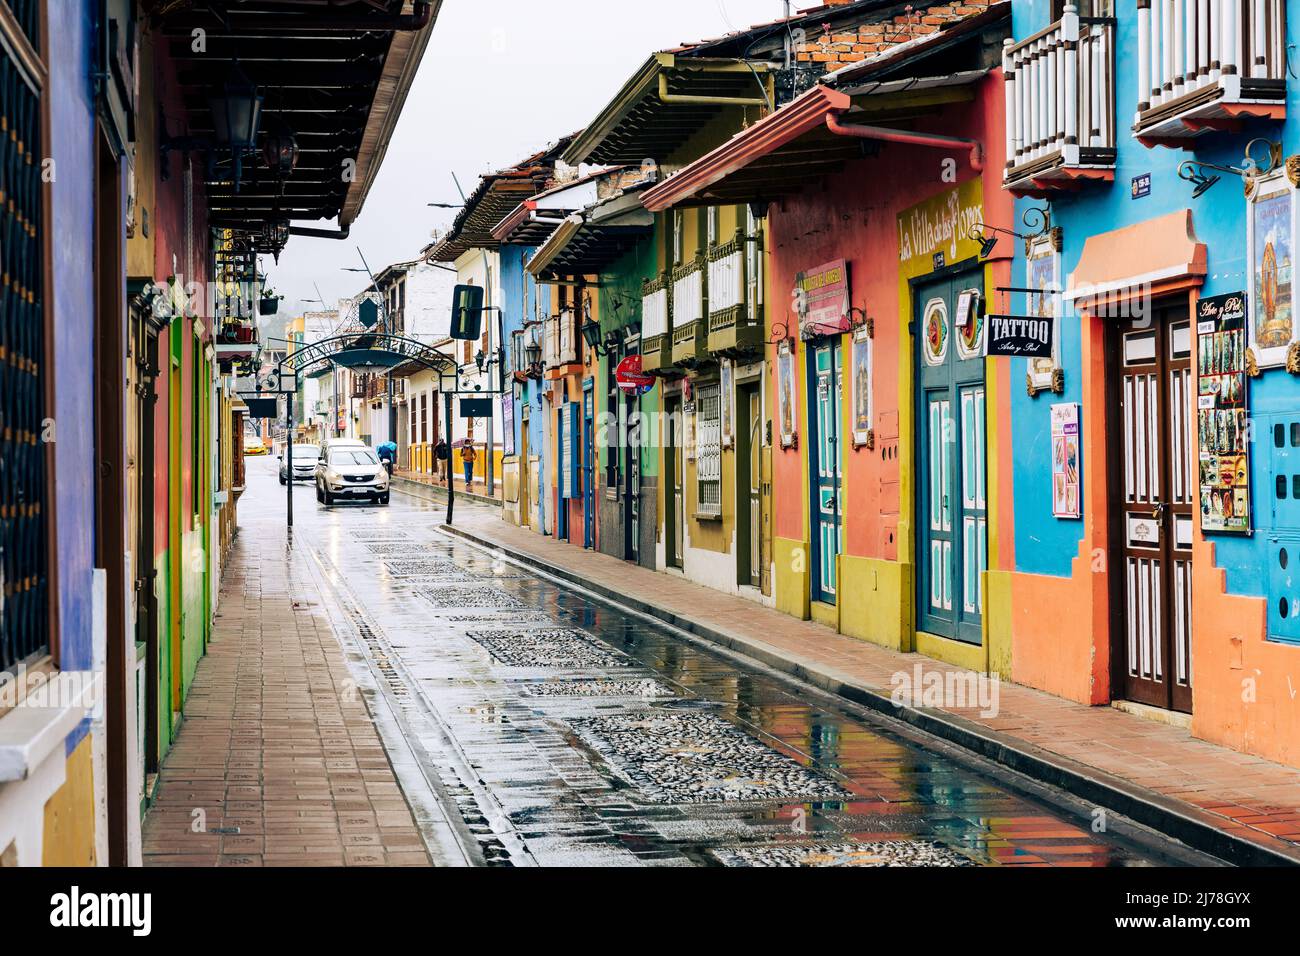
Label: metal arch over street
xmin=279 ymin=331 xmax=460 ymax=384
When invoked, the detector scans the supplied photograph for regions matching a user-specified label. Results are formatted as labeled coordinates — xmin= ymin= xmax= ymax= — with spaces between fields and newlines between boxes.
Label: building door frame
xmin=736 ymin=377 xmax=762 ymax=587
xmin=94 ymin=127 xmax=129 ymax=866
xmin=664 ymin=392 xmax=684 ymax=569
xmin=1106 ymin=301 xmax=1195 ymax=713
xmin=913 ymin=264 xmax=987 ymax=646
xmin=582 ymin=379 xmax=595 ymax=549
xmin=806 ymin=337 xmax=843 ymax=604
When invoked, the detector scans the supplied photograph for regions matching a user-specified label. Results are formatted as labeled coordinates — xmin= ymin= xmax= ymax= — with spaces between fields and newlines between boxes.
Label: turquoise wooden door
xmin=808 ymin=339 xmax=843 ymax=603
xmin=915 ymin=272 xmax=987 ymax=644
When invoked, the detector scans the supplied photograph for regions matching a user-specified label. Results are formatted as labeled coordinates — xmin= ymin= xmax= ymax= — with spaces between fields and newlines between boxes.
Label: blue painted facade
xmin=1010 ymin=0 xmax=1300 ymax=601
xmin=501 ymin=243 xmax=550 ymax=533
xmin=49 ymin=0 xmax=98 ymax=678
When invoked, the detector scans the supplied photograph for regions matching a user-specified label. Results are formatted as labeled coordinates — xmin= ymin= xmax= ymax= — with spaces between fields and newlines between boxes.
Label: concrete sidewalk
xmin=141 ymin=512 xmax=431 ymax=867
xmin=443 ymin=506 xmax=1300 ymax=866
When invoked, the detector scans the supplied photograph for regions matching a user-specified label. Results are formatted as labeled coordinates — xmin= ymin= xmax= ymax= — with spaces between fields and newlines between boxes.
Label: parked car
xmin=315 ymin=445 xmax=390 ymax=506
xmin=278 ymin=444 xmax=321 ymax=485
xmin=243 ymin=435 xmax=267 ymax=456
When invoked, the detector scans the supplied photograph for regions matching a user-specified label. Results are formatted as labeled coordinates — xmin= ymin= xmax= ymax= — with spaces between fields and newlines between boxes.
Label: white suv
xmin=315 ymin=445 xmax=390 ymax=506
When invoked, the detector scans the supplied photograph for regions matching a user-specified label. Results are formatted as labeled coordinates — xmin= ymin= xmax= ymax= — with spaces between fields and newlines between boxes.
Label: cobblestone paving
xmin=467 ymin=628 xmax=632 ymax=669
xmin=228 ymin=461 xmax=1194 ymax=867
xmin=709 ymin=840 xmax=977 ymax=867
xmin=570 ymin=712 xmax=851 ymax=804
xmin=518 ymin=678 xmax=675 ymax=698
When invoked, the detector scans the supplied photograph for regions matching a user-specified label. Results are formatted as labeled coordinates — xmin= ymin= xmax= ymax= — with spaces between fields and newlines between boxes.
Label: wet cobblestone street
xmin=249 ymin=459 xmax=1206 ymax=867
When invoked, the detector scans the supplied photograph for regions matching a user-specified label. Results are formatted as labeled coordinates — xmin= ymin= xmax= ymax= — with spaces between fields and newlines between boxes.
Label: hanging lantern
xmin=261 ymin=123 xmax=299 ymax=177
xmin=208 ymin=61 xmax=263 ymax=191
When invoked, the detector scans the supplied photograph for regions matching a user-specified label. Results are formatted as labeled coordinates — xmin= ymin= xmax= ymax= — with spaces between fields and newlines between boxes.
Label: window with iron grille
xmin=0 ymin=5 xmax=49 ymax=671
xmin=696 ymin=384 xmax=722 ymax=516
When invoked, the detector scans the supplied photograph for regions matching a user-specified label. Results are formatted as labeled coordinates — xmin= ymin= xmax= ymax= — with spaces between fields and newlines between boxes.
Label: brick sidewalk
xmin=141 ymin=513 xmax=430 ymax=867
xmin=445 ymin=506 xmax=1300 ymax=865
xmin=394 ymin=468 xmax=502 ymax=502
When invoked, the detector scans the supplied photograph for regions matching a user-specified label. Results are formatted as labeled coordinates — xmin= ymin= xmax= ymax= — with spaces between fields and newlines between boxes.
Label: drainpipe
xmin=657 ymin=72 xmax=768 ymax=107
xmin=825 ymin=114 xmax=984 ymax=172
xmin=289 ymin=224 xmax=351 ymax=240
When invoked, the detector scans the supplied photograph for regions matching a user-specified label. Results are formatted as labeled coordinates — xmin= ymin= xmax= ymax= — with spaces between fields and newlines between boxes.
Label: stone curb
xmin=440 ymin=521 xmax=1300 ymax=868
xmin=392 ymin=475 xmax=502 ymax=508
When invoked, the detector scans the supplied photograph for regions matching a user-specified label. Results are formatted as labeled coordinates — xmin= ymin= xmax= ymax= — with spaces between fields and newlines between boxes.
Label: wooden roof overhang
xmin=526 ymin=205 xmax=654 ymax=281
xmin=491 ymin=199 xmax=573 ymax=246
xmin=428 ymin=175 xmax=553 ymax=261
xmin=641 ymin=85 xmax=857 ymax=211
xmin=153 ymin=0 xmax=440 ymax=246
xmin=562 ymin=53 xmax=774 ymax=167
xmin=642 ymin=73 xmax=990 ymax=211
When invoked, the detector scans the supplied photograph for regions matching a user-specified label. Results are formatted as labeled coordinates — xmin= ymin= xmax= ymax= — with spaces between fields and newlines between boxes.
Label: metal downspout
xmin=824 ymin=114 xmax=984 ymax=172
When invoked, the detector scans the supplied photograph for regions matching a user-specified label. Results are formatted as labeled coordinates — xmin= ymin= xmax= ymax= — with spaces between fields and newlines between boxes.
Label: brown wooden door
xmin=1112 ymin=306 xmax=1194 ymax=713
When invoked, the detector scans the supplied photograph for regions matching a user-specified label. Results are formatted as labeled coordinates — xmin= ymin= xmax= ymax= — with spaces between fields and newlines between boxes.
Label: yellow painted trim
xmin=41 ymin=736 xmax=97 ymax=867
xmin=916 ymin=629 xmax=989 ymax=673
xmin=810 ymin=599 xmax=838 ymax=629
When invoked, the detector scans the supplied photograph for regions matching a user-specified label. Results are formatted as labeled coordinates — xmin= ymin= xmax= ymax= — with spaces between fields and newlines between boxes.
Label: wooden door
xmin=1112 ymin=308 xmax=1194 ymax=713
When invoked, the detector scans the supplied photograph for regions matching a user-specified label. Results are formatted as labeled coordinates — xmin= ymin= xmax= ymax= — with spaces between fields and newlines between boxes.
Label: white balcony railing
xmin=642 ymin=285 xmax=668 ymax=340
xmin=1135 ymin=0 xmax=1286 ymax=137
xmin=672 ymin=262 xmax=704 ymax=328
xmin=1003 ymin=8 xmax=1116 ymax=190
xmin=707 ymin=243 xmax=743 ymax=320
xmin=544 ymin=310 xmax=577 ymax=368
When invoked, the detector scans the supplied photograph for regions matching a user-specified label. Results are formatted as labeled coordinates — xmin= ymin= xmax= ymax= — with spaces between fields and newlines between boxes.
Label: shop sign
xmin=987 ymin=313 xmax=1054 ymax=358
xmin=1197 ymin=291 xmax=1251 ymax=534
xmin=897 ymin=177 xmax=985 ymax=276
xmin=794 ymin=258 xmax=850 ymax=339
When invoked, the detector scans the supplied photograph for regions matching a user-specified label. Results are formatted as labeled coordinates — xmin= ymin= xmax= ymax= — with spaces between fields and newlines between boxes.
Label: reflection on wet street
xmin=254 ymin=459 xmax=1188 ymax=867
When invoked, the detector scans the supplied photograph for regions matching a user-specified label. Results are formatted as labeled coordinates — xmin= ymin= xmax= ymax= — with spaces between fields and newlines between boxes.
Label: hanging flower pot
xmin=259 ymin=295 xmax=279 ymax=315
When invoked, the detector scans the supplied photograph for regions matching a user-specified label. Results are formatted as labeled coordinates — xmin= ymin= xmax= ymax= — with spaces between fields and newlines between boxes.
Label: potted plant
xmin=259 ymin=288 xmax=281 ymax=315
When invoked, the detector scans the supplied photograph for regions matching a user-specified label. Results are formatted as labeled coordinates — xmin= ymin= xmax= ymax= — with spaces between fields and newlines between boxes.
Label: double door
xmin=915 ymin=272 xmax=987 ymax=644
xmin=808 ymin=340 xmax=842 ymax=603
xmin=1111 ymin=309 xmax=1193 ymax=713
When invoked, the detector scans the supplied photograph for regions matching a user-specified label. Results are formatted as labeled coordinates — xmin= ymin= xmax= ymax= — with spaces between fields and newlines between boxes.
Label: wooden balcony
xmin=1133 ymin=0 xmax=1286 ymax=144
xmin=640 ymin=274 xmax=671 ymax=373
xmin=706 ymin=232 xmax=763 ymax=357
xmin=670 ymin=256 xmax=708 ymax=367
xmin=1003 ymin=10 xmax=1117 ymax=196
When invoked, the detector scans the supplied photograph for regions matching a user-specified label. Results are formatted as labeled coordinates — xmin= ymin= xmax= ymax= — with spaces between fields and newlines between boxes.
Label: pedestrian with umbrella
xmin=377 ymin=440 xmax=397 ymax=477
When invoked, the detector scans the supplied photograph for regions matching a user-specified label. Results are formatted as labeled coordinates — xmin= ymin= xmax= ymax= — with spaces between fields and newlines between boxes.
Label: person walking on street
xmin=460 ymin=441 xmax=477 ymax=491
xmin=376 ymin=440 xmax=397 ymax=477
xmin=434 ymin=437 xmax=449 ymax=484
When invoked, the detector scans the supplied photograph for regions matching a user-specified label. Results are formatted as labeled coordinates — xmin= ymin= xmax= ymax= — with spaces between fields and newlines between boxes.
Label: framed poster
xmin=1025 ymin=231 xmax=1063 ymax=394
xmin=501 ymin=392 xmax=516 ymax=457
xmin=720 ymin=359 xmax=734 ymax=448
xmin=1050 ymin=403 xmax=1081 ymax=519
xmin=1197 ymin=291 xmax=1251 ymax=534
xmin=953 ymin=288 xmax=985 ymax=361
xmin=777 ymin=340 xmax=797 ymax=449
xmin=1246 ymin=169 xmax=1298 ymax=368
xmin=850 ymin=327 xmax=873 ymax=447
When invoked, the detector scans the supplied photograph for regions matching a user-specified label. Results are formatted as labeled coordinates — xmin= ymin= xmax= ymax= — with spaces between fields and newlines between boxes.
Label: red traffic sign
xmin=615 ymin=354 xmax=654 ymax=394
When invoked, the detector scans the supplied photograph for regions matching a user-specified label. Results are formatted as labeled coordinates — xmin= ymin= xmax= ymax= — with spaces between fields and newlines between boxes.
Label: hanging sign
xmin=1197 ymin=291 xmax=1251 ymax=534
xmin=614 ymin=354 xmax=654 ymax=395
xmin=1050 ymin=403 xmax=1081 ymax=519
xmin=794 ymin=259 xmax=850 ymax=339
xmin=986 ymin=313 xmax=1054 ymax=358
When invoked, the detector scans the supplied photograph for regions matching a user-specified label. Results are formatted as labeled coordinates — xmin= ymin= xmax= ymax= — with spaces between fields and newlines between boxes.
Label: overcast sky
xmin=269 ymin=0 xmax=791 ymax=314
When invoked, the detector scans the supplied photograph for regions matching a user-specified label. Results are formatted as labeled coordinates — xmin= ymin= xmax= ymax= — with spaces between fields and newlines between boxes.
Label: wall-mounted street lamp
xmin=208 ymin=61 xmax=264 ymax=192
xmin=580 ymin=318 xmax=622 ymax=356
xmin=970 ymin=206 xmax=1053 ymax=260
xmin=1178 ymin=138 xmax=1278 ymax=198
